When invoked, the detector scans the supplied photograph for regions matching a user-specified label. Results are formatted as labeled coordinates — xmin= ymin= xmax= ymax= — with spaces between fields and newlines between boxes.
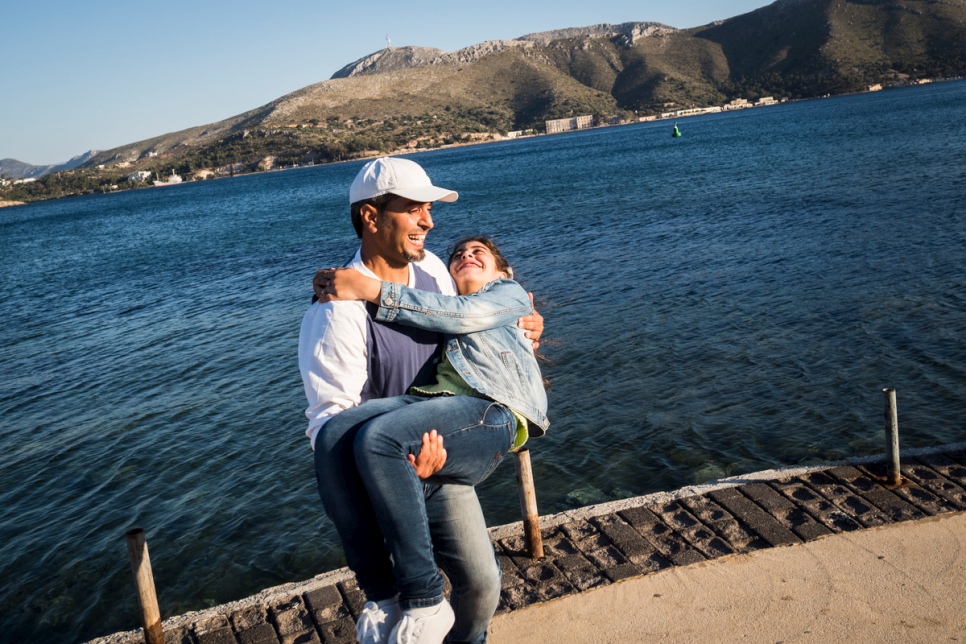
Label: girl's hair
xmin=447 ymin=236 xmax=514 ymax=279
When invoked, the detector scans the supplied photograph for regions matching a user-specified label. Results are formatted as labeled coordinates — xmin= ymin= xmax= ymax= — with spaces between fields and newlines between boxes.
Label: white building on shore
xmin=545 ymin=115 xmax=594 ymax=134
xmin=661 ymin=106 xmax=722 ymax=119
xmin=723 ymin=98 xmax=751 ymax=110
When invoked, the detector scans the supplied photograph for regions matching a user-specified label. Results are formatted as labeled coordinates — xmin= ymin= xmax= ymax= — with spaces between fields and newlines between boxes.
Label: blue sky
xmin=1 ymin=0 xmax=774 ymax=165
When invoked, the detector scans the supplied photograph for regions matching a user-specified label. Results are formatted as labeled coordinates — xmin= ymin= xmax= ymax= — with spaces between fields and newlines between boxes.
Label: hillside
xmin=689 ymin=0 xmax=966 ymax=96
xmin=3 ymin=0 xmax=964 ymax=202
xmin=0 ymin=151 xmax=98 ymax=180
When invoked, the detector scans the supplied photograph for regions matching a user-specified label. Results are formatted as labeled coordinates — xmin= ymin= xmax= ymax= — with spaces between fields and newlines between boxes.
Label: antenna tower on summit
xmin=386 ymin=34 xmax=392 ymax=50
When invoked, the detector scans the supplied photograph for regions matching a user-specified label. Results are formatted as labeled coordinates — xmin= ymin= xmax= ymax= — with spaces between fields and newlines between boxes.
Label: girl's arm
xmin=315 ymin=268 xmax=382 ymax=303
xmin=377 ymin=279 xmax=532 ymax=335
xmin=318 ymin=268 xmax=532 ymax=334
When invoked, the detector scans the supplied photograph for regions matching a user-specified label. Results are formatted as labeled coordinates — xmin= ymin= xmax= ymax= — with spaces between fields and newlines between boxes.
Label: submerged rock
xmin=565 ymin=486 xmax=609 ymax=506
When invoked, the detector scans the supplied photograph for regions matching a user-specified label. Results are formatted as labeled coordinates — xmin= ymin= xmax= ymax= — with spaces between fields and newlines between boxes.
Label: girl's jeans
xmin=314 ymin=394 xmax=513 ymax=643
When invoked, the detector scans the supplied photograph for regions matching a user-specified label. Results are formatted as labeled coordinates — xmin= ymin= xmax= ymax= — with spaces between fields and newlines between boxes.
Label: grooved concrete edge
xmin=96 ymin=568 xmax=358 ymax=642
xmin=489 ymin=441 xmax=966 ymax=540
xmin=89 ymin=441 xmax=966 ymax=643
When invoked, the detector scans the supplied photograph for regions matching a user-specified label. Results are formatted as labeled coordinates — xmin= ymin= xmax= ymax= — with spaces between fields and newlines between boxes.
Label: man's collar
xmin=350 ymin=247 xmax=415 ymax=287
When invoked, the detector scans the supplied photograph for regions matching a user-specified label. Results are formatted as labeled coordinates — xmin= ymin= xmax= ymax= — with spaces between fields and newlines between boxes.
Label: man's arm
xmin=298 ymin=301 xmax=368 ymax=449
xmin=409 ymin=430 xmax=446 ymax=478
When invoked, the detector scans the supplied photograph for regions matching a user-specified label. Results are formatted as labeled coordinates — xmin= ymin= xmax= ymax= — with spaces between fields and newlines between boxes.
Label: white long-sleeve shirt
xmin=298 ymin=249 xmax=455 ymax=449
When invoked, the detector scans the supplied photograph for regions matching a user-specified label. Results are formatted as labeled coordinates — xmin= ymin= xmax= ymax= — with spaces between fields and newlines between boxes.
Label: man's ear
xmin=359 ymin=203 xmax=380 ymax=234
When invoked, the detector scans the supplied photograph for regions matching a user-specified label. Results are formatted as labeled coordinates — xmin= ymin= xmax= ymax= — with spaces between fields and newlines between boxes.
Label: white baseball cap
xmin=349 ymin=157 xmax=458 ymax=205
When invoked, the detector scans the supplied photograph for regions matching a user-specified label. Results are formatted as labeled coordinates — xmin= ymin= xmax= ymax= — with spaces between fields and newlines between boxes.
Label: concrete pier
xmin=91 ymin=445 xmax=966 ymax=644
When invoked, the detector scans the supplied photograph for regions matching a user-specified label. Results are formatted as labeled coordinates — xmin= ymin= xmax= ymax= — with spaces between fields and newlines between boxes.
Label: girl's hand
xmin=314 ymin=268 xmax=381 ymax=303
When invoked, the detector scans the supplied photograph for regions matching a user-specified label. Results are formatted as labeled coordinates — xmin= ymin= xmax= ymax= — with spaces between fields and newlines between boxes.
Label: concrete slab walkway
xmin=491 ymin=511 xmax=966 ymax=643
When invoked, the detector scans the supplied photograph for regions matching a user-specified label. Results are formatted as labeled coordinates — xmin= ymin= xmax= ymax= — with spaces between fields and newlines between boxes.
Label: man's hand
xmin=313 ymin=268 xmax=382 ymax=303
xmin=517 ymin=292 xmax=544 ymax=350
xmin=408 ymin=430 xmax=446 ymax=479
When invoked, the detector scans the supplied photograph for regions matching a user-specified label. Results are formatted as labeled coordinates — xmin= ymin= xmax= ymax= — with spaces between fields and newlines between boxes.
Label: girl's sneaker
xmin=356 ymin=596 xmax=401 ymax=643
xmin=390 ymin=600 xmax=455 ymax=644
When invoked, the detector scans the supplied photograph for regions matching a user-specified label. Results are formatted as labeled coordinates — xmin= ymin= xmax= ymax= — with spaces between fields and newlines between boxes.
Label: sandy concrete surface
xmin=490 ymin=511 xmax=966 ymax=643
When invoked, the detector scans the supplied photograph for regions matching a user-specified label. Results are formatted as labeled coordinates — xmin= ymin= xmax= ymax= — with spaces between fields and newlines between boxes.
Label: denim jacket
xmin=374 ymin=278 xmax=549 ymax=436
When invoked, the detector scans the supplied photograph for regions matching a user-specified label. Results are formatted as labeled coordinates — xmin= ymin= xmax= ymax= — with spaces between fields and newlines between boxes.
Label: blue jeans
xmin=315 ymin=395 xmax=512 ymax=643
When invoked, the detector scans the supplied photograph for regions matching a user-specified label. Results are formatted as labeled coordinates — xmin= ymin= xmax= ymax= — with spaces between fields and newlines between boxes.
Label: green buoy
xmin=672 ymin=123 xmax=682 ymax=138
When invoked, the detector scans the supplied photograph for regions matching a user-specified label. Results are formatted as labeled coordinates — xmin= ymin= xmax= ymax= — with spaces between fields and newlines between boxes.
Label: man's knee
xmin=458 ymin=556 xmax=501 ymax=602
xmin=442 ymin=543 xmax=501 ymax=608
xmin=447 ymin=556 xmax=500 ymax=644
xmin=314 ymin=419 xmax=353 ymax=461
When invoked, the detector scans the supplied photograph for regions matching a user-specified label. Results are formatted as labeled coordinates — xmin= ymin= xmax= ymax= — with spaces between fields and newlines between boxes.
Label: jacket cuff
xmin=375 ymin=281 xmax=400 ymax=322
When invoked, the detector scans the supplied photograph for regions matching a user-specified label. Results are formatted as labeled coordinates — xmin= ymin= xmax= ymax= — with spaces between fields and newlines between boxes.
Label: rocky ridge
xmin=331 ymin=22 xmax=676 ymax=79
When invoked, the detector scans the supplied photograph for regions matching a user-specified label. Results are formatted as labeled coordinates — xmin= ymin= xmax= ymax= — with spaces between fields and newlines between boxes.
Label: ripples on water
xmin=1 ymin=81 xmax=964 ymax=641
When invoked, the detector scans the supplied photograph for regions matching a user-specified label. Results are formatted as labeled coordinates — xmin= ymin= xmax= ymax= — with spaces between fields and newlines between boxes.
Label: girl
xmin=317 ymin=236 xmax=548 ymax=644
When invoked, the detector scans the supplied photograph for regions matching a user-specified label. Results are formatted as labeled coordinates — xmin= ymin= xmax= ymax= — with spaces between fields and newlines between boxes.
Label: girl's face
xmin=449 ymin=241 xmax=507 ymax=294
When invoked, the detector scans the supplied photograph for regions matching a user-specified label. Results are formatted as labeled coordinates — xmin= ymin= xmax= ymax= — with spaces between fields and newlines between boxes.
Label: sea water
xmin=1 ymin=80 xmax=964 ymax=641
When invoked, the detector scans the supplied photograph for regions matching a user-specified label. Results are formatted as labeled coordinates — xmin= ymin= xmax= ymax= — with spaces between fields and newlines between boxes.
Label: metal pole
xmin=513 ymin=449 xmax=544 ymax=559
xmin=126 ymin=529 xmax=165 ymax=644
xmin=882 ymin=388 xmax=902 ymax=486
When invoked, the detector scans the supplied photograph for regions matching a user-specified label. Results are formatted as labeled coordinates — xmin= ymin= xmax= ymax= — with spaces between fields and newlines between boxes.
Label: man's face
xmin=373 ymin=196 xmax=434 ymax=266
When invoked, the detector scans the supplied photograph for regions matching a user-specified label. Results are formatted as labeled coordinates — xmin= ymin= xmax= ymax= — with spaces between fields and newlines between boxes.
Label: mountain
xmin=0 ymin=151 xmax=98 ymax=180
xmin=0 ymin=159 xmax=37 ymax=180
xmin=4 ymin=0 xmax=964 ymax=201
xmin=688 ymin=0 xmax=966 ymax=96
xmin=330 ymin=23 xmax=677 ymax=78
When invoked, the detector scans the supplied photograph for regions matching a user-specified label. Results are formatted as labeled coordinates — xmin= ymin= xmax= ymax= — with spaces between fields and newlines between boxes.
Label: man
xmin=298 ymin=156 xmax=542 ymax=644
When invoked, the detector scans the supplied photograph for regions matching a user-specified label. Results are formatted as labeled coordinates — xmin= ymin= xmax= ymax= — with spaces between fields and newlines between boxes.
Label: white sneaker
xmin=390 ymin=600 xmax=455 ymax=644
xmin=356 ymin=596 xmax=401 ymax=643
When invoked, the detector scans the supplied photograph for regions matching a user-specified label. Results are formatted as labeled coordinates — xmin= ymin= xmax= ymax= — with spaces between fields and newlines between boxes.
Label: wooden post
xmin=126 ymin=529 xmax=165 ymax=644
xmin=882 ymin=388 xmax=902 ymax=487
xmin=513 ymin=449 xmax=544 ymax=559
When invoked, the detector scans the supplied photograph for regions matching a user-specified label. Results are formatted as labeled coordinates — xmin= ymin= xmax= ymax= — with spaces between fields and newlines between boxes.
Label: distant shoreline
xmin=7 ymin=77 xmax=962 ymax=207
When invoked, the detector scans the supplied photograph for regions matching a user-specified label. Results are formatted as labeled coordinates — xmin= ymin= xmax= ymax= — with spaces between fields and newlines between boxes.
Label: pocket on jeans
xmin=483 ymin=402 xmax=513 ymax=430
